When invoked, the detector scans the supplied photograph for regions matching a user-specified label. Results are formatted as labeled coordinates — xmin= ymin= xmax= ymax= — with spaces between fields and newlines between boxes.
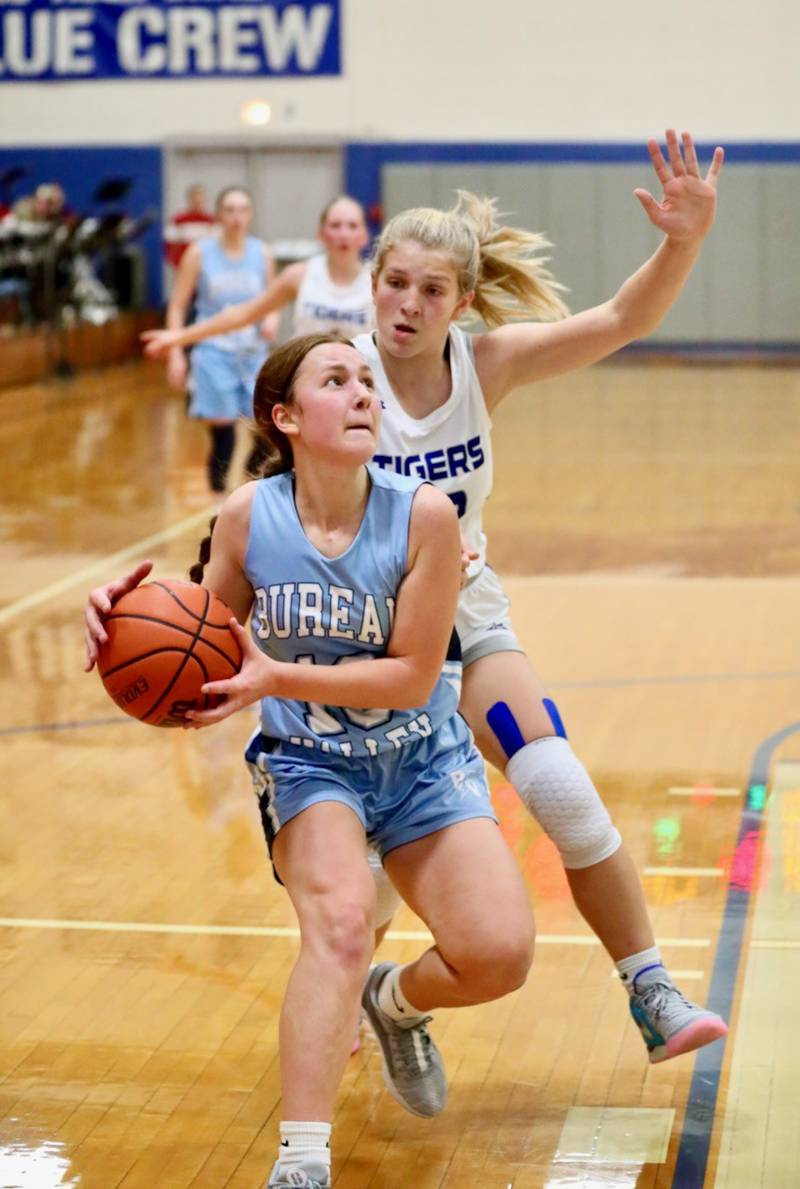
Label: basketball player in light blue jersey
xmin=144 ymin=196 xmax=373 ymax=355
xmin=161 ymin=186 xmax=277 ymax=492
xmin=84 ymin=333 xmax=535 ymax=1189
xmin=354 ymin=130 xmax=728 ymax=1066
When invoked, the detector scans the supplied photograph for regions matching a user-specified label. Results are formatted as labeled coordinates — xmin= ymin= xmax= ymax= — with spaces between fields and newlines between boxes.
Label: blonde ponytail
xmin=372 ymin=190 xmax=568 ymax=327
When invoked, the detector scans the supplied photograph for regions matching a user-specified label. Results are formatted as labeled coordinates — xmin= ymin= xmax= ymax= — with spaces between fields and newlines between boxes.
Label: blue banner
xmin=0 ymin=1 xmax=341 ymax=82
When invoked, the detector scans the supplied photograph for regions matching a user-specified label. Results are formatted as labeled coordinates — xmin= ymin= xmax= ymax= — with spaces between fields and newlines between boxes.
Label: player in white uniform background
xmin=354 ymin=130 xmax=728 ymax=1065
xmin=144 ymin=195 xmax=374 ymax=351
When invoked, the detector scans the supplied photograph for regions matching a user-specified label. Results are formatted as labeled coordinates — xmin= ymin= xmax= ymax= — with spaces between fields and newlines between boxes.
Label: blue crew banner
xmin=0 ymin=1 xmax=341 ymax=82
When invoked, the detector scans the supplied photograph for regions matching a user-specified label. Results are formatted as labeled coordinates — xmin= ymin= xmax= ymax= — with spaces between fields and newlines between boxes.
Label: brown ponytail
xmin=189 ymin=515 xmax=217 ymax=584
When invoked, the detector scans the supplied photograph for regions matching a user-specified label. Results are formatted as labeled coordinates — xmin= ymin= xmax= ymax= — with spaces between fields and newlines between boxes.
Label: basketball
xmin=96 ymin=580 xmax=242 ymax=727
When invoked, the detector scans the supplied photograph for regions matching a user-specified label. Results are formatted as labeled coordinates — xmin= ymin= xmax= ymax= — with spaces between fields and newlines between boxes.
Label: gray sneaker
xmin=361 ymin=962 xmax=447 ymax=1117
xmin=267 ymin=1158 xmax=330 ymax=1187
xmin=629 ymin=972 xmax=728 ymax=1064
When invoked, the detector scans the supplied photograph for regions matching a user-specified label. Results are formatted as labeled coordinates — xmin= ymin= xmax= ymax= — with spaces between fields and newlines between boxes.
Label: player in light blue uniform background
xmin=191 ymin=232 xmax=269 ymax=418
xmin=84 ymin=332 xmax=534 ymax=1189
xmin=159 ymin=186 xmax=276 ymax=492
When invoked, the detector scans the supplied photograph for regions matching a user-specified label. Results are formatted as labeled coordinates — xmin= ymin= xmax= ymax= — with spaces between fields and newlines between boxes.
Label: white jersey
xmin=355 ymin=326 xmax=493 ymax=578
xmin=293 ymin=253 xmax=374 ymax=337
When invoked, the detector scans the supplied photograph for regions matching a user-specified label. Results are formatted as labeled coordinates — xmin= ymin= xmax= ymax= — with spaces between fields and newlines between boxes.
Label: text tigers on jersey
xmin=372 ymin=435 xmax=485 ymax=482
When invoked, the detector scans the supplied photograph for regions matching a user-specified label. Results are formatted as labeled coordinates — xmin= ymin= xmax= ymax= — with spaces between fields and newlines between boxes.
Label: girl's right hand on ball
xmin=84 ymin=560 xmax=153 ymax=672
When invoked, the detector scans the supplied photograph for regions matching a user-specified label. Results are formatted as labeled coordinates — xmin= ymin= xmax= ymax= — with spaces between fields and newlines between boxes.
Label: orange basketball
xmin=97 ymin=580 xmax=243 ymax=727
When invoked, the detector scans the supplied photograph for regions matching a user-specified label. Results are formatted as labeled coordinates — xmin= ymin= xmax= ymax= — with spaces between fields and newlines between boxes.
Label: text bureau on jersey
xmin=254 ymin=583 xmax=395 ymax=644
xmin=372 ymin=435 xmax=485 ymax=482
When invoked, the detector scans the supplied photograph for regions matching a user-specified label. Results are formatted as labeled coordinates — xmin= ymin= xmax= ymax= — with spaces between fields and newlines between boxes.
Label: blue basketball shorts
xmin=244 ymin=713 xmax=497 ymax=868
xmin=189 ymin=343 xmax=266 ymax=421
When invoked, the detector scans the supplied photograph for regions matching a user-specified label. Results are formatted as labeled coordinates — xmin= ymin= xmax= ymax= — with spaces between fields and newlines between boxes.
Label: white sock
xmin=277 ymin=1121 xmax=331 ymax=1175
xmin=376 ymin=964 xmax=424 ymax=1023
xmin=615 ymin=947 xmax=665 ymax=994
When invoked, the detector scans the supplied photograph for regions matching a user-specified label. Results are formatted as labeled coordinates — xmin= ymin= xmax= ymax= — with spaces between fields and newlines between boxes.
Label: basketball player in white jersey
xmin=144 ymin=195 xmax=373 ymax=351
xmin=350 ymin=130 xmax=729 ymax=1065
xmin=84 ymin=334 xmax=535 ymax=1189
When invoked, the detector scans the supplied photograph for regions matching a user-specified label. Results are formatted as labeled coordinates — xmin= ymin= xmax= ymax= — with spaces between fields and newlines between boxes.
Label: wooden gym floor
xmin=1 ymin=356 xmax=799 ymax=1188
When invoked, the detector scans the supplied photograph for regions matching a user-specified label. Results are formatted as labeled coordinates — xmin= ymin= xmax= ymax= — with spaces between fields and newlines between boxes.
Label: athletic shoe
xmin=629 ymin=973 xmax=728 ymax=1064
xmin=266 ymin=1159 xmax=330 ymax=1187
xmin=361 ymin=962 xmax=447 ymax=1117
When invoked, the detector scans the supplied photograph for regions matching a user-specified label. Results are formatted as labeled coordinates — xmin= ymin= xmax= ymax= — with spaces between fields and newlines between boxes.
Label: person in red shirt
xmin=163 ymin=184 xmax=215 ymax=269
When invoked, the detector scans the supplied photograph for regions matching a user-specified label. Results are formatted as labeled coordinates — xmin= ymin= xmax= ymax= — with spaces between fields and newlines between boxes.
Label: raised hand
xmin=634 ymin=130 xmax=724 ymax=243
xmin=84 ymin=560 xmax=153 ymax=672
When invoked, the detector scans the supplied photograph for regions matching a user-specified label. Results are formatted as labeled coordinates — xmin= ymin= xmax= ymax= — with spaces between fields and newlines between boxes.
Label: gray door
xmin=165 ymin=143 xmax=342 ymax=243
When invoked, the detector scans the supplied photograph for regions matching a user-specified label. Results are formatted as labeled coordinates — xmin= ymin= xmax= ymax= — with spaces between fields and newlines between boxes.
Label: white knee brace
xmin=506 ymin=736 xmax=621 ymax=870
xmin=367 ymin=848 xmax=402 ymax=927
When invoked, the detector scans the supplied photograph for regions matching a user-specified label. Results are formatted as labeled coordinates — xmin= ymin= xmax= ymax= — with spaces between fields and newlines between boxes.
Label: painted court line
xmin=643 ymin=866 xmax=725 ymax=877
xmin=672 ymin=721 xmax=800 ymax=1188
xmin=0 ymin=716 xmax=132 ymax=738
xmin=0 ymin=918 xmax=710 ymax=949
xmin=0 ymin=507 xmax=215 ymax=628
xmin=668 ymin=787 xmax=741 ymax=797
xmin=749 ymin=939 xmax=800 ymax=949
xmin=553 ymin=670 xmax=800 ymax=690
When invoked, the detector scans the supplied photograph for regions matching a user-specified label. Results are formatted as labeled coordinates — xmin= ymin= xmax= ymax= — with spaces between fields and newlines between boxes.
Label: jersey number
xmin=297 ymin=654 xmax=393 ymax=736
xmin=448 ymin=491 xmax=467 ymax=518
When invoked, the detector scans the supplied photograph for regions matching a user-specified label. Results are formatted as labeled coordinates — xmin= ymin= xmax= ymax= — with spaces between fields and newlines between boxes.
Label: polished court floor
xmin=1 ymin=357 xmax=799 ymax=1188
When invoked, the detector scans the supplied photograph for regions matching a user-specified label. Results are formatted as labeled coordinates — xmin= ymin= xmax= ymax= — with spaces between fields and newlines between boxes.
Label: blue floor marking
xmin=671 ymin=720 xmax=800 ymax=1187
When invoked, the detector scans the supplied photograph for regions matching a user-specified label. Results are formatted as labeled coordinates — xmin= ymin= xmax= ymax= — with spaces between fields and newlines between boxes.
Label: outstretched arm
xmin=259 ymin=244 xmax=281 ymax=341
xmin=142 ymin=262 xmax=305 ymax=356
xmin=475 ymin=130 xmax=724 ymax=410
xmin=163 ymin=243 xmax=201 ymax=390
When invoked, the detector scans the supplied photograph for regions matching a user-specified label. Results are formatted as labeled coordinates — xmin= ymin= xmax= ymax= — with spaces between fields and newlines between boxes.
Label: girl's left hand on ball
xmin=185 ymin=619 xmax=277 ymax=727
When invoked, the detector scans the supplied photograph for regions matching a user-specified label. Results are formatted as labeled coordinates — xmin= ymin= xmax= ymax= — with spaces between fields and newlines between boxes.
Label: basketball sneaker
xmin=628 ymin=969 xmax=728 ymax=1064
xmin=361 ymin=962 xmax=447 ymax=1117
xmin=266 ymin=1159 xmax=330 ymax=1187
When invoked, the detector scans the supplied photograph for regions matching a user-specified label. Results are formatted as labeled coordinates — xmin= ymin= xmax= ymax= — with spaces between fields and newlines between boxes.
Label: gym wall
xmin=1 ymin=0 xmax=796 ymax=343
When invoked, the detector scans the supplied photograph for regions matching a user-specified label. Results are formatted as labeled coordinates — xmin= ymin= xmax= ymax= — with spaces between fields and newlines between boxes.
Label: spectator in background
xmin=12 ymin=182 xmax=73 ymax=227
xmin=164 ymin=184 xmax=215 ymax=269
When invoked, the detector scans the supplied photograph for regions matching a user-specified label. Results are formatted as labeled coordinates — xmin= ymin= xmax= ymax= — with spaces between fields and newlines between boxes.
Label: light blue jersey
xmin=195 ymin=235 xmax=267 ymax=354
xmin=244 ymin=465 xmax=463 ymax=758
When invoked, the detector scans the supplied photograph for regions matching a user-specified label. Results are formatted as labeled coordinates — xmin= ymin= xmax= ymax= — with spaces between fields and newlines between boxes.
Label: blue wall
xmin=3 ymin=139 xmax=800 ymax=334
